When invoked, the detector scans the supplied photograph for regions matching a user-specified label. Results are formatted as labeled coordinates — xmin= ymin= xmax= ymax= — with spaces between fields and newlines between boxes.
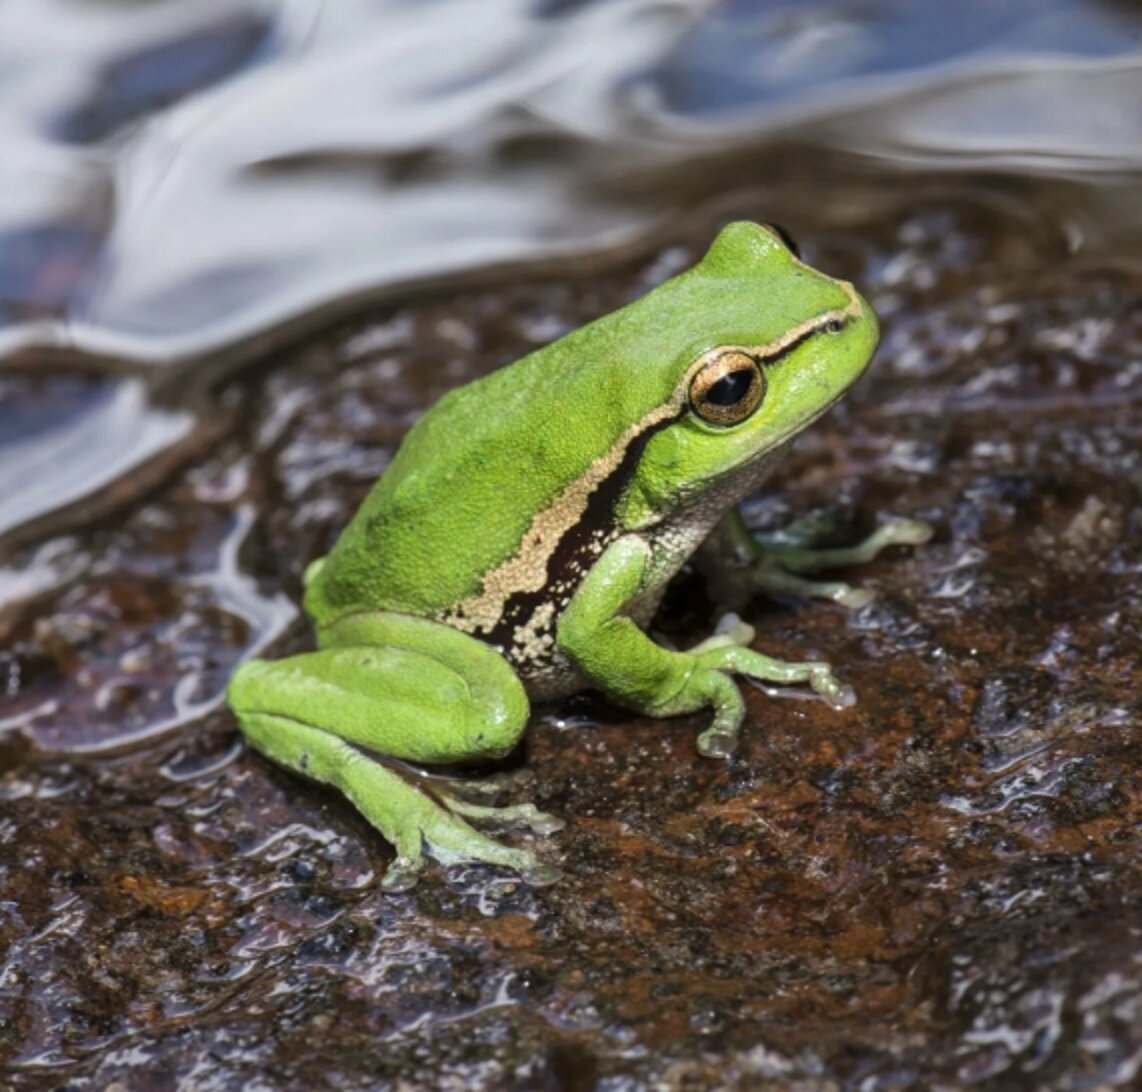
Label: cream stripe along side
xmin=442 ymin=397 xmax=687 ymax=635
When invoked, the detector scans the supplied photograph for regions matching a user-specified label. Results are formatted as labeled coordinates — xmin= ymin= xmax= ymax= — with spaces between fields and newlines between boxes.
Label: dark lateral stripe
xmin=486 ymin=410 xmax=683 ymax=657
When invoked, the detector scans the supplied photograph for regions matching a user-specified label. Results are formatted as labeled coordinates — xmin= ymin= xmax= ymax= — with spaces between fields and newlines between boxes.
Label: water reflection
xmin=2 ymin=0 xmax=1140 ymax=361
xmin=662 ymin=0 xmax=1142 ymax=114
xmin=1 ymin=0 xmax=1141 ymax=543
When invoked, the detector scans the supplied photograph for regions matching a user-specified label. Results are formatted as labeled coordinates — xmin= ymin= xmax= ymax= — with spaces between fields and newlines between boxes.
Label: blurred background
xmin=3 ymin=0 xmax=1141 ymax=547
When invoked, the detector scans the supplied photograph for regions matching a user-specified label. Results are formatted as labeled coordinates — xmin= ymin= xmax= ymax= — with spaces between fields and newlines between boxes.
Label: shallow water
xmin=0 ymin=2 xmax=1140 ymax=1089
xmin=5 ymin=0 xmax=1142 ymax=356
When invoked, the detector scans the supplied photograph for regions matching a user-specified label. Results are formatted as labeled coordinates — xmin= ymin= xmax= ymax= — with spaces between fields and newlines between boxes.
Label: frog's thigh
xmin=229 ymin=631 xmax=529 ymax=766
xmin=228 ymin=634 xmax=541 ymax=887
xmin=232 ymin=702 xmax=545 ymax=888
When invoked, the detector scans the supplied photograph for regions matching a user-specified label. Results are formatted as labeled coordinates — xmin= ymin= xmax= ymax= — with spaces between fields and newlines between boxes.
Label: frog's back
xmin=304 ymin=298 xmax=686 ymax=628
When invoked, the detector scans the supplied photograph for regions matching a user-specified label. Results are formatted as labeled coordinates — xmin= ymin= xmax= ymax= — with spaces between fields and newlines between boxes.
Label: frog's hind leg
xmin=228 ymin=625 xmax=560 ymax=891
xmin=237 ymin=711 xmax=557 ymax=892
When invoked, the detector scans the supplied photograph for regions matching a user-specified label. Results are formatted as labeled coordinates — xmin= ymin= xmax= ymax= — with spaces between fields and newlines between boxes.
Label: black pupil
xmin=706 ymin=368 xmax=754 ymax=407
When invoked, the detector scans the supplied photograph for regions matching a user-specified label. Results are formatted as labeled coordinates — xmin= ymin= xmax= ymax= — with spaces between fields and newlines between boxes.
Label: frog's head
xmin=620 ymin=221 xmax=879 ymax=525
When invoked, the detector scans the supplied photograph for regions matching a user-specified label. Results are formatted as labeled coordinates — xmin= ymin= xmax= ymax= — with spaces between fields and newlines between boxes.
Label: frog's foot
xmin=755 ymin=516 xmax=933 ymax=608
xmin=411 ymin=781 xmax=564 ymax=889
xmin=655 ymin=639 xmax=853 ymax=759
xmin=237 ymin=710 xmax=560 ymax=892
xmin=431 ymin=786 xmax=566 ymax=837
xmin=752 ymin=564 xmax=876 ymax=609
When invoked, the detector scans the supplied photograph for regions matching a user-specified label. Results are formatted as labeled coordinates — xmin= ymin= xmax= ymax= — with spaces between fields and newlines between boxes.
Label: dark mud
xmin=1 ymin=189 xmax=1138 ymax=1089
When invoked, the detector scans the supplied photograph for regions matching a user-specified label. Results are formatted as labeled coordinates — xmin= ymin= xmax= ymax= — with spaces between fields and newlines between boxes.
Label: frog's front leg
xmin=227 ymin=613 xmax=560 ymax=891
xmin=700 ymin=509 xmax=932 ymax=609
xmin=558 ymin=536 xmax=851 ymax=759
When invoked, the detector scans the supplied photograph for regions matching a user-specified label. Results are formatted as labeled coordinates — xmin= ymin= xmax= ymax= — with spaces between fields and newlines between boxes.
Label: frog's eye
xmin=689 ymin=350 xmax=765 ymax=426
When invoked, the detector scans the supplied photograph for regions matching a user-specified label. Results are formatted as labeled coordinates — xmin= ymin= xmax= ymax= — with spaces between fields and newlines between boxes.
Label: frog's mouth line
xmin=767 ymin=359 xmax=878 ymax=454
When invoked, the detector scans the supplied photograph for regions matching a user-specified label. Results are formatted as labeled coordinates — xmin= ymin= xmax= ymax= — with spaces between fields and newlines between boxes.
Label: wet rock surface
xmin=1 ymin=192 xmax=1139 ymax=1089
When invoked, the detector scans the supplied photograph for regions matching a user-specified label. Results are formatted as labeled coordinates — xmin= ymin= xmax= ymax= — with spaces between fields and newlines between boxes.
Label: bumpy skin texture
xmin=228 ymin=222 xmax=930 ymax=891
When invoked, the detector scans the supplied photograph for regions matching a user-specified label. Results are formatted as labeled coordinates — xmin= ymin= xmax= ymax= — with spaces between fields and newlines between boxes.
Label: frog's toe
xmin=381 ymin=854 xmax=424 ymax=893
xmin=696 ymin=727 xmax=739 ymax=759
xmin=834 ymin=583 xmax=876 ymax=609
xmin=414 ymin=795 xmax=561 ymax=884
xmin=713 ymin=612 xmax=756 ymax=646
xmin=688 ymin=613 xmax=758 ymax=656
xmin=880 ymin=516 xmax=934 ymax=546
xmin=811 ymin=669 xmax=856 ymax=709
xmin=520 ymin=862 xmax=563 ymax=887
xmin=519 ymin=807 xmax=566 ymax=836
xmin=435 ymin=790 xmax=565 ymax=836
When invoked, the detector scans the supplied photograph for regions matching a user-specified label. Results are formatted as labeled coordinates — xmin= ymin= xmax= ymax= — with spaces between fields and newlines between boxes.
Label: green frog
xmin=228 ymin=222 xmax=930 ymax=891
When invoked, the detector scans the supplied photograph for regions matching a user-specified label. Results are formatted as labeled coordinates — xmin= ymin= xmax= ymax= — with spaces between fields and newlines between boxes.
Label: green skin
xmin=228 ymin=222 xmax=931 ymax=891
